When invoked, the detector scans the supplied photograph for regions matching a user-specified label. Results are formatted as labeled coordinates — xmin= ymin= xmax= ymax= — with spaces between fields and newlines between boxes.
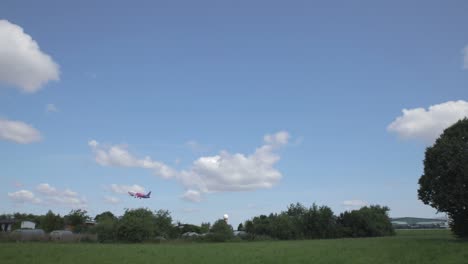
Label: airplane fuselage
xmin=128 ymin=191 xmax=151 ymax=199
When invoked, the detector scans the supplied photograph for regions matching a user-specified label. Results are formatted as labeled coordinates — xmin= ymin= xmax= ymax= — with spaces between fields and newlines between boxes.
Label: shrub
xmin=207 ymin=219 xmax=233 ymax=242
xmin=116 ymin=208 xmax=155 ymax=242
xmin=95 ymin=216 xmax=117 ymax=243
xmin=337 ymin=205 xmax=394 ymax=237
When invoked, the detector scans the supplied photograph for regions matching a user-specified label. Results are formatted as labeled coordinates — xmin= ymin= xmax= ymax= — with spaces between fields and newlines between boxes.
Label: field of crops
xmin=1 ymin=230 xmax=466 ymax=264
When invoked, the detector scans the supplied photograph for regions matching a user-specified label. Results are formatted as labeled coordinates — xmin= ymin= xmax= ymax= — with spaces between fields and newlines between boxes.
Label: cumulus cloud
xmin=110 ymin=184 xmax=145 ymax=195
xmin=0 ymin=118 xmax=42 ymax=144
xmin=45 ymin=196 xmax=87 ymax=209
xmin=0 ymin=20 xmax=59 ymax=93
xmin=88 ymin=141 xmax=176 ymax=178
xmin=9 ymin=184 xmax=86 ymax=208
xmin=36 ymin=183 xmax=57 ymax=195
xmin=182 ymin=190 xmax=202 ymax=202
xmin=387 ymin=100 xmax=468 ymax=143
xmin=104 ymin=196 xmax=120 ymax=204
xmin=63 ymin=189 xmax=78 ymax=197
xmin=177 ymin=131 xmax=289 ymax=194
xmin=90 ymin=131 xmax=290 ymax=202
xmin=264 ymin=131 xmax=290 ymax=146
xmin=46 ymin=104 xmax=58 ymax=113
xmin=463 ymin=45 xmax=468 ymax=70
xmin=88 ymin=140 xmax=98 ymax=148
xmin=36 ymin=183 xmax=87 ymax=208
xmin=8 ymin=190 xmax=41 ymax=204
xmin=343 ymin=200 xmax=368 ymax=208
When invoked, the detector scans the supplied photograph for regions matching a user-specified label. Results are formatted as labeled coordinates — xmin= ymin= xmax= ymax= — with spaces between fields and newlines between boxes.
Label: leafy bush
xmin=40 ymin=210 xmax=64 ymax=233
xmin=95 ymin=216 xmax=117 ymax=242
xmin=337 ymin=206 xmax=394 ymax=237
xmin=207 ymin=219 xmax=233 ymax=242
xmin=244 ymin=203 xmax=394 ymax=240
xmin=153 ymin=210 xmax=175 ymax=238
xmin=64 ymin=209 xmax=90 ymax=233
xmin=116 ymin=208 xmax=155 ymax=242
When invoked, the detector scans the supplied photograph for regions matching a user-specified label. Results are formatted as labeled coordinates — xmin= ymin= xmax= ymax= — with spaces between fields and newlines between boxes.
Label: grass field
xmin=1 ymin=230 xmax=467 ymax=264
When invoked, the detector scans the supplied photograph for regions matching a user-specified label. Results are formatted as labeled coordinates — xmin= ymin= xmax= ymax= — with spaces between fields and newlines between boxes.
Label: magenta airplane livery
xmin=128 ymin=191 xmax=152 ymax=199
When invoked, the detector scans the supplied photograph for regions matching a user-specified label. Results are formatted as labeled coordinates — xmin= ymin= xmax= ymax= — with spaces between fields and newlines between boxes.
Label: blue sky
xmin=1 ymin=0 xmax=468 ymax=227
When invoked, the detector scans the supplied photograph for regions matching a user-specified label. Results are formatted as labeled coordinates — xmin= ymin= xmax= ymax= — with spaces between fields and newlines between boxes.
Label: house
xmin=20 ymin=221 xmax=36 ymax=229
xmin=0 ymin=219 xmax=16 ymax=232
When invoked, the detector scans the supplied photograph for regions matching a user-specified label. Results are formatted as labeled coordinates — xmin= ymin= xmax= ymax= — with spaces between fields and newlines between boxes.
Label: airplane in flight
xmin=128 ymin=191 xmax=151 ymax=199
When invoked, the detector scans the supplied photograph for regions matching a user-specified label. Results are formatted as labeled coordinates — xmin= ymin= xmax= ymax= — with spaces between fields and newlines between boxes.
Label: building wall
xmin=21 ymin=221 xmax=36 ymax=229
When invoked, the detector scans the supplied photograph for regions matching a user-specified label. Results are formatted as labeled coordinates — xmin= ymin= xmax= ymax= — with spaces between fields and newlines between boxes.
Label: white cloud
xmin=36 ymin=183 xmax=57 ymax=195
xmin=9 ymin=184 xmax=86 ymax=208
xmin=89 ymin=140 xmax=176 ymax=178
xmin=178 ymin=131 xmax=289 ymax=194
xmin=90 ymin=131 xmax=290 ymax=201
xmin=182 ymin=190 xmax=202 ymax=202
xmin=0 ymin=118 xmax=42 ymax=144
xmin=44 ymin=196 xmax=87 ymax=209
xmin=36 ymin=183 xmax=87 ymax=209
xmin=463 ymin=45 xmax=468 ymax=70
xmin=8 ymin=190 xmax=41 ymax=204
xmin=104 ymin=196 xmax=120 ymax=204
xmin=46 ymin=104 xmax=58 ymax=113
xmin=63 ymin=189 xmax=78 ymax=197
xmin=0 ymin=20 xmax=59 ymax=93
xmin=264 ymin=131 xmax=290 ymax=146
xmin=343 ymin=200 xmax=368 ymax=208
xmin=387 ymin=100 xmax=468 ymax=143
xmin=88 ymin=140 xmax=98 ymax=148
xmin=110 ymin=184 xmax=145 ymax=195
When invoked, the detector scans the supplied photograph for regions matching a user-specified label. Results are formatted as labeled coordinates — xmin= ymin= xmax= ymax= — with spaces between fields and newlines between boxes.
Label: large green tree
xmin=209 ymin=219 xmax=233 ymax=242
xmin=418 ymin=118 xmax=468 ymax=238
xmin=95 ymin=215 xmax=118 ymax=242
xmin=64 ymin=209 xmax=90 ymax=233
xmin=95 ymin=211 xmax=116 ymax=222
xmin=116 ymin=208 xmax=155 ymax=242
xmin=337 ymin=205 xmax=394 ymax=237
xmin=40 ymin=210 xmax=64 ymax=232
xmin=153 ymin=209 xmax=174 ymax=238
xmin=200 ymin=222 xmax=211 ymax=233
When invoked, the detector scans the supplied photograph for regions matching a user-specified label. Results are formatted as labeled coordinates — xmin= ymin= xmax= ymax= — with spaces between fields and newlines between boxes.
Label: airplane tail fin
xmin=147 ymin=191 xmax=151 ymax=197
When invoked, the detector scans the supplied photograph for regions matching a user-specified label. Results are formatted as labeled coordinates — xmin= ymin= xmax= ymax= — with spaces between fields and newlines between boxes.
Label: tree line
xmin=242 ymin=203 xmax=394 ymax=240
xmin=1 ymin=203 xmax=394 ymax=243
xmin=1 ymin=209 xmax=90 ymax=233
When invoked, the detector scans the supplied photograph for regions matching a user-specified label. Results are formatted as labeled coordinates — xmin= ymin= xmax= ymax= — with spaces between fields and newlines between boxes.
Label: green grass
xmin=1 ymin=230 xmax=467 ymax=264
